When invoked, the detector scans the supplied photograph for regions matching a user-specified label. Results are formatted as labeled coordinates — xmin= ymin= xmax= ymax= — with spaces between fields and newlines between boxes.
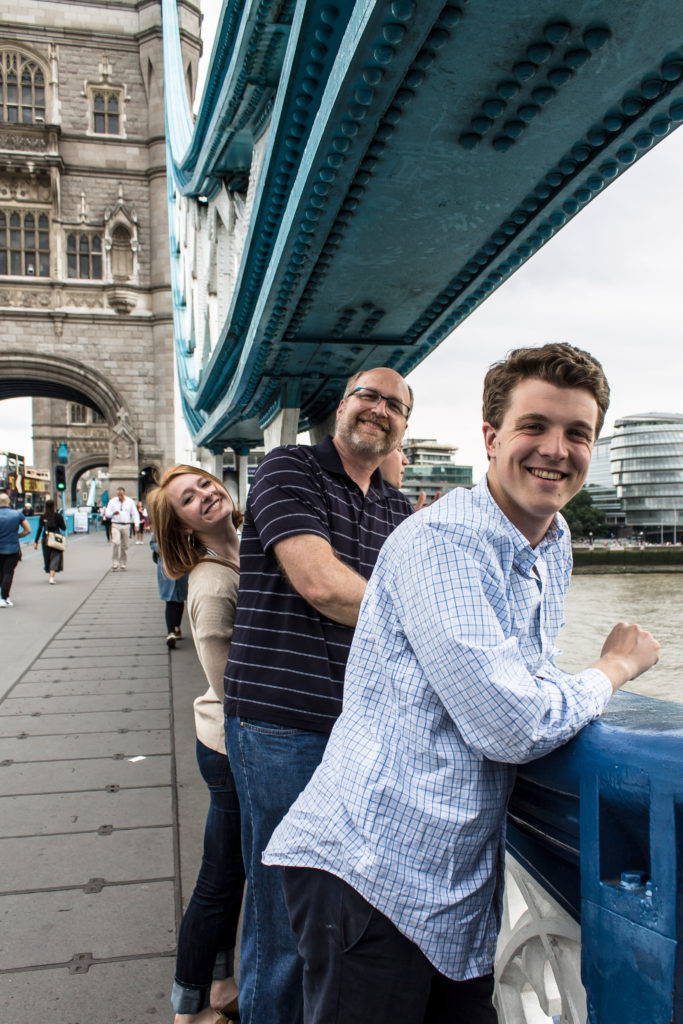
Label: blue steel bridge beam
xmin=164 ymin=0 xmax=683 ymax=451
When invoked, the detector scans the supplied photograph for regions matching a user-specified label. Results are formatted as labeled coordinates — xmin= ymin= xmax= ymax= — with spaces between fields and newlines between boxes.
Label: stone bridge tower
xmin=0 ymin=0 xmax=201 ymax=496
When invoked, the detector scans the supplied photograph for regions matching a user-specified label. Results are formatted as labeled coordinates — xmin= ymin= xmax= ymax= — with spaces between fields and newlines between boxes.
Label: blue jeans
xmin=225 ymin=715 xmax=329 ymax=1024
xmin=171 ymin=740 xmax=245 ymax=1014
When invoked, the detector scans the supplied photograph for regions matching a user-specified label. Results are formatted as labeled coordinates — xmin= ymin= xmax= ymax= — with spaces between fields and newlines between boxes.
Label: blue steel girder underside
xmin=164 ymin=0 xmax=683 ymax=451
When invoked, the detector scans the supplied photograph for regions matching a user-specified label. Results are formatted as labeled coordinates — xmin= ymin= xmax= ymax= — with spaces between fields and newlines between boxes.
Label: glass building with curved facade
xmin=609 ymin=413 xmax=683 ymax=542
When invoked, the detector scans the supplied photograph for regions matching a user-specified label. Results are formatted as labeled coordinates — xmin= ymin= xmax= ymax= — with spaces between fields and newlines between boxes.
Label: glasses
xmin=345 ymin=387 xmax=411 ymax=419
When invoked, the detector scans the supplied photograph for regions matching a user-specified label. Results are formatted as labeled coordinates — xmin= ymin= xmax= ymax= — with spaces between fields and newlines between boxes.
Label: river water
xmin=555 ymin=573 xmax=683 ymax=704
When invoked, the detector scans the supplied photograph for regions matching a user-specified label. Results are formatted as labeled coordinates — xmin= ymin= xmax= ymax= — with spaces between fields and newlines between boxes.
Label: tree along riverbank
xmin=572 ymin=547 xmax=683 ymax=573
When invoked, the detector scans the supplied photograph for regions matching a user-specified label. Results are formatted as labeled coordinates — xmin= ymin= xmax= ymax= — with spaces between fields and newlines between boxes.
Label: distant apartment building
xmin=401 ymin=438 xmax=472 ymax=505
xmin=584 ymin=413 xmax=683 ymax=542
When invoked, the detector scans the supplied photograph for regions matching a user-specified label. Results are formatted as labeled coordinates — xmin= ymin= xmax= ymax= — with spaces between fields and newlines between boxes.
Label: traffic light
xmin=55 ymin=464 xmax=66 ymax=491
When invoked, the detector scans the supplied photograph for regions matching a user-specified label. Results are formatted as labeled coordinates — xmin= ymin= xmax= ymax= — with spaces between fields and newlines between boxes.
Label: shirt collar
xmin=313 ymin=435 xmax=388 ymax=497
xmin=476 ymin=476 xmax=565 ymax=575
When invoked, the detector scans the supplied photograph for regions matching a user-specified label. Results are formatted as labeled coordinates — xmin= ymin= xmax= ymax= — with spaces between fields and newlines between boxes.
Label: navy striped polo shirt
xmin=223 ymin=435 xmax=413 ymax=733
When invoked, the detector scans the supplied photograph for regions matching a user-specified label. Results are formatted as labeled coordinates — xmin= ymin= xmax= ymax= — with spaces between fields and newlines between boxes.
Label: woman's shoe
xmin=49 ymin=578 xmax=56 ymax=584
xmin=166 ymin=632 xmax=177 ymax=648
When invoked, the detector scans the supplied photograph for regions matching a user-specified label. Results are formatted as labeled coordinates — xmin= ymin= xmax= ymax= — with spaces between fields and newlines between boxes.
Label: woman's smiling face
xmin=166 ymin=472 xmax=232 ymax=540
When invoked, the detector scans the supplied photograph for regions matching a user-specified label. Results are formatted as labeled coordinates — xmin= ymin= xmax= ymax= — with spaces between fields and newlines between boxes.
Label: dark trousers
xmin=0 ymin=550 xmax=20 ymax=599
xmin=172 ymin=740 xmax=245 ymax=1013
xmin=165 ymin=600 xmax=184 ymax=633
xmin=283 ymin=867 xmax=498 ymax=1024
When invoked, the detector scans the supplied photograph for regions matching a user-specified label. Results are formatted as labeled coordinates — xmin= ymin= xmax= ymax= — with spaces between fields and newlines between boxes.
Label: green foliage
xmin=562 ymin=488 xmax=607 ymax=538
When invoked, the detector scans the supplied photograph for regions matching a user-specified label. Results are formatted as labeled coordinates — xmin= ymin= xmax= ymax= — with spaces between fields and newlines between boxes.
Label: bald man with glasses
xmin=223 ymin=367 xmax=414 ymax=1024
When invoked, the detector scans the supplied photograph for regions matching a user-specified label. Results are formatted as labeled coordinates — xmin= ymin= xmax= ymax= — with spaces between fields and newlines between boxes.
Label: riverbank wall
xmin=572 ymin=547 xmax=683 ymax=573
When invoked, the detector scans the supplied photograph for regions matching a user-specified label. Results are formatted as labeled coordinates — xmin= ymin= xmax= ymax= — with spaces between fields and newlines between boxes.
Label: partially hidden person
xmin=148 ymin=465 xmax=245 ymax=1024
xmin=264 ymin=343 xmax=661 ymax=1024
xmin=150 ymin=533 xmax=188 ymax=647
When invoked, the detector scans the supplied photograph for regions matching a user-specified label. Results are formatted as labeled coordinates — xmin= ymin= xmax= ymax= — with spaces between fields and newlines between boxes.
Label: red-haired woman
xmin=148 ymin=465 xmax=244 ymax=1024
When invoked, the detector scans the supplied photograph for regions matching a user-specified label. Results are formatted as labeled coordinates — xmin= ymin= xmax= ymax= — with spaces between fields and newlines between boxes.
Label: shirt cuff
xmin=580 ymin=666 xmax=614 ymax=712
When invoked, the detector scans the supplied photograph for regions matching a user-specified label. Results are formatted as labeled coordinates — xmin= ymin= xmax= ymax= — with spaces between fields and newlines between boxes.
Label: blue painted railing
xmin=508 ymin=690 xmax=683 ymax=1023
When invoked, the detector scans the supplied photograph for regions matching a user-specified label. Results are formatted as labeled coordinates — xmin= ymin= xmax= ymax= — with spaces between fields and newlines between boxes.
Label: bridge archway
xmin=0 ymin=351 xmax=143 ymax=496
xmin=0 ymin=351 xmax=127 ymax=424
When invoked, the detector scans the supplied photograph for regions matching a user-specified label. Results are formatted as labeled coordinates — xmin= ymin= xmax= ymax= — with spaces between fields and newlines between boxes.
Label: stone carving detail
xmin=0 ymin=171 xmax=51 ymax=202
xmin=106 ymin=287 xmax=137 ymax=314
xmin=0 ymin=288 xmax=51 ymax=308
xmin=494 ymin=856 xmax=587 ymax=1024
xmin=65 ymin=290 xmax=106 ymax=309
xmin=109 ymin=407 xmax=138 ymax=464
xmin=0 ymin=132 xmax=48 ymax=153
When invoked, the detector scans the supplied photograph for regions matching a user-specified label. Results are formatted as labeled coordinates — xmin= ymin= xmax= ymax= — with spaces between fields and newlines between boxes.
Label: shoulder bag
xmin=47 ymin=531 xmax=66 ymax=551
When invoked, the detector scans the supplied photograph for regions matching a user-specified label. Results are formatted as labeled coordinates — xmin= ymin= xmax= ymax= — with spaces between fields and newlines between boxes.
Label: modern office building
xmin=401 ymin=438 xmax=473 ymax=506
xmin=608 ymin=413 xmax=683 ymax=542
xmin=583 ymin=435 xmax=626 ymax=532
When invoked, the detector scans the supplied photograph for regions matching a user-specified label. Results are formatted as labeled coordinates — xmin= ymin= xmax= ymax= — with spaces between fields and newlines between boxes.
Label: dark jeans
xmin=283 ymin=867 xmax=499 ymax=1024
xmin=165 ymin=600 xmax=184 ymax=633
xmin=0 ymin=550 xmax=20 ymax=599
xmin=225 ymin=715 xmax=329 ymax=1024
xmin=171 ymin=739 xmax=245 ymax=1014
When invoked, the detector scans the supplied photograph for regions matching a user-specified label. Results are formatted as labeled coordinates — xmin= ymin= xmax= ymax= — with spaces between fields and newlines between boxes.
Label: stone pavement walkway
xmin=1 ymin=531 xmax=209 ymax=1023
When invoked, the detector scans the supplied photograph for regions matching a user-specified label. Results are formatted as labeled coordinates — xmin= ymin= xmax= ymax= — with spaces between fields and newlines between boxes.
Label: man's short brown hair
xmin=482 ymin=342 xmax=610 ymax=437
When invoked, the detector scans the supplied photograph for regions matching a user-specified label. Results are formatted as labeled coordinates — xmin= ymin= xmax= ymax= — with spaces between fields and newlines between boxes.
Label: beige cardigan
xmin=187 ymin=559 xmax=239 ymax=754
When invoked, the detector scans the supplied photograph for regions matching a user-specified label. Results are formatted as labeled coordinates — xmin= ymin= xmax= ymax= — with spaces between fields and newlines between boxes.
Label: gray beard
xmin=336 ymin=419 xmax=396 ymax=458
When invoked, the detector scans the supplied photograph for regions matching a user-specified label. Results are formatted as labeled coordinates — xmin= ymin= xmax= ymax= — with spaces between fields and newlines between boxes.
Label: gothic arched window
xmin=0 ymin=51 xmax=45 ymax=123
xmin=93 ymin=91 xmax=120 ymax=135
xmin=67 ymin=233 xmax=103 ymax=279
xmin=0 ymin=209 xmax=50 ymax=276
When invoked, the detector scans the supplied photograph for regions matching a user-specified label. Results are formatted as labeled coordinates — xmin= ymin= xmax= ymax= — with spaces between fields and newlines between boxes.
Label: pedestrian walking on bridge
xmin=34 ymin=498 xmax=67 ymax=584
xmin=0 ymin=492 xmax=31 ymax=607
xmin=103 ymin=486 xmax=139 ymax=571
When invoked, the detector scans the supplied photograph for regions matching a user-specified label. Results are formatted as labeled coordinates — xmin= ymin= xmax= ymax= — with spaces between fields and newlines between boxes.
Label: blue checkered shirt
xmin=265 ymin=477 xmax=613 ymax=979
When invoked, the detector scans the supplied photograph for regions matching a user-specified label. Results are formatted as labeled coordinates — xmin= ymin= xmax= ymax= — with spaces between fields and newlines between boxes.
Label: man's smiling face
xmin=483 ymin=377 xmax=598 ymax=546
xmin=334 ymin=368 xmax=410 ymax=459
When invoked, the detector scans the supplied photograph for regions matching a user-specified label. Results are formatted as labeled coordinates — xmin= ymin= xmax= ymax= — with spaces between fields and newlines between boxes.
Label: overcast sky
xmin=3 ymin=2 xmax=682 ymax=479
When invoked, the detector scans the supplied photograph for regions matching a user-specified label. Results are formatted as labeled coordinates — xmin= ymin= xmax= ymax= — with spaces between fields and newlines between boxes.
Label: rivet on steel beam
xmin=496 ymin=80 xmax=519 ymax=100
xmin=391 ymin=0 xmax=415 ymax=20
xmin=564 ymin=48 xmax=590 ymax=70
xmin=383 ymin=23 xmax=405 ymax=45
xmin=548 ymin=67 xmax=572 ymax=87
xmin=544 ymin=21 xmax=570 ymax=45
xmin=582 ymin=26 xmax=611 ymax=51
xmin=483 ymin=98 xmax=506 ymax=118
xmin=616 ymin=145 xmax=636 ymax=164
xmin=528 ymin=42 xmax=552 ymax=65
xmin=532 ymin=86 xmax=555 ymax=105
xmin=513 ymin=62 xmax=536 ymax=82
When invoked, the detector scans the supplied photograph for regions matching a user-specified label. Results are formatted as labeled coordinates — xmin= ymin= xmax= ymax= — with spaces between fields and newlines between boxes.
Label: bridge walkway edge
xmin=0 ymin=531 xmax=207 ymax=1023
